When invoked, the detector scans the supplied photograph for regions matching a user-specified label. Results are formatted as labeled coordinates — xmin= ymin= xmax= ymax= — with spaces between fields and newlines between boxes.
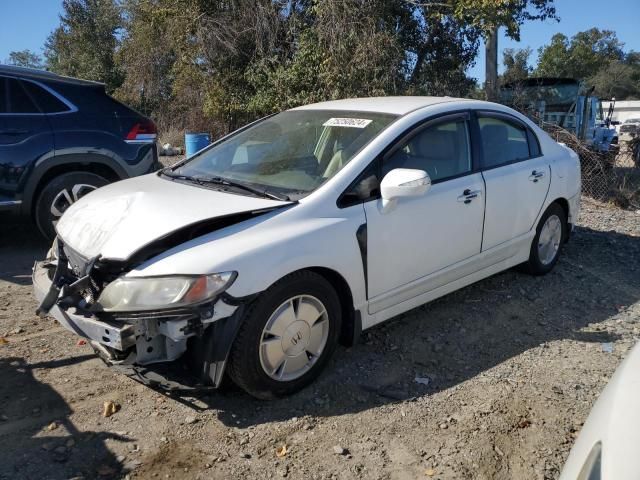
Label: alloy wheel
xmin=50 ymin=184 xmax=97 ymax=221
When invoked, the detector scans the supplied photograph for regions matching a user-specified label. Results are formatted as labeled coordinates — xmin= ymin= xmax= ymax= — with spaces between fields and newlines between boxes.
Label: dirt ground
xmin=1 ymin=197 xmax=639 ymax=480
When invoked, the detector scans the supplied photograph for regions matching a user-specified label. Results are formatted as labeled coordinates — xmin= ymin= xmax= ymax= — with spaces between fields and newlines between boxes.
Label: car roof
xmin=0 ymin=64 xmax=104 ymax=87
xmin=290 ymin=96 xmax=471 ymax=115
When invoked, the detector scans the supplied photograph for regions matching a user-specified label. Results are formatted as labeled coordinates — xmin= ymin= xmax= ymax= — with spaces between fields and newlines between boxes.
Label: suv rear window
xmin=0 ymin=78 xmax=7 ymax=113
xmin=22 ymin=81 xmax=70 ymax=113
xmin=5 ymin=77 xmax=40 ymax=113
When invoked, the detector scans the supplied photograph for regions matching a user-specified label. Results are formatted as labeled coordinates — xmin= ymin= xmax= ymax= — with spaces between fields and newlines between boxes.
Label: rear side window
xmin=6 ymin=77 xmax=39 ymax=113
xmin=478 ymin=116 xmax=530 ymax=169
xmin=22 ymin=81 xmax=70 ymax=113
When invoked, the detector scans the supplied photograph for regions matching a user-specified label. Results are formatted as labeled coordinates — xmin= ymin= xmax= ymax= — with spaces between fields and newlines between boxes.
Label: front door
xmin=364 ymin=114 xmax=485 ymax=313
xmin=0 ymin=76 xmax=53 ymax=203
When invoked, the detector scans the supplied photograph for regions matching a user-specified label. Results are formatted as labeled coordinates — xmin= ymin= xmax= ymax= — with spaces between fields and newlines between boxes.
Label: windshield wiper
xmin=161 ymin=169 xmax=289 ymax=201
xmin=195 ymin=176 xmax=290 ymax=201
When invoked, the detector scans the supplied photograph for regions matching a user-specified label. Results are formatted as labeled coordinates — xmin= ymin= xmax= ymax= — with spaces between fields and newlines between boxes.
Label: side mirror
xmin=380 ymin=168 xmax=431 ymax=213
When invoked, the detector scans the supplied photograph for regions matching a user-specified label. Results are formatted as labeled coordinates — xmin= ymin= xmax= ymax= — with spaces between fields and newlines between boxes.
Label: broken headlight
xmin=96 ymin=272 xmax=236 ymax=312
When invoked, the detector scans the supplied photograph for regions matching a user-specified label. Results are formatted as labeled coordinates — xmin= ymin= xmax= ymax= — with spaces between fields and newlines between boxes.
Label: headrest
xmin=481 ymin=124 xmax=508 ymax=146
xmin=414 ymin=129 xmax=457 ymax=160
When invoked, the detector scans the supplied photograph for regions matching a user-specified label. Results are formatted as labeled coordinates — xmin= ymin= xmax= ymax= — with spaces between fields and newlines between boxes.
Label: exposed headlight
xmin=96 ymin=272 xmax=236 ymax=312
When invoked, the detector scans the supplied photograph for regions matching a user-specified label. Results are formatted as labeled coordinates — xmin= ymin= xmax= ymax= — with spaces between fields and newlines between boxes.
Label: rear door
xmin=0 ymin=76 xmax=54 ymax=205
xmin=477 ymin=111 xmax=550 ymax=251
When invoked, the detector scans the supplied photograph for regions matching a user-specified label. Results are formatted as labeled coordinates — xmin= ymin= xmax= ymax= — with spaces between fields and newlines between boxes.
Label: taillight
xmin=125 ymin=121 xmax=157 ymax=142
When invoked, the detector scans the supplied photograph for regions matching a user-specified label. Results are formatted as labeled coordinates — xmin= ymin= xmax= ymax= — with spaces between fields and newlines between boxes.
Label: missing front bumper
xmin=32 ymin=259 xmax=242 ymax=388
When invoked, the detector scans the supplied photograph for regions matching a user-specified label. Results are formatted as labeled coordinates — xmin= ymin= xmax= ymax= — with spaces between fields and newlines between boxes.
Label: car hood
xmin=56 ymin=173 xmax=290 ymax=261
xmin=559 ymin=341 xmax=640 ymax=480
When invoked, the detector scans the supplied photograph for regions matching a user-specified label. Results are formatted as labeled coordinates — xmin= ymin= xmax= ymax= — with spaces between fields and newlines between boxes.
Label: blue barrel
xmin=185 ymin=132 xmax=211 ymax=158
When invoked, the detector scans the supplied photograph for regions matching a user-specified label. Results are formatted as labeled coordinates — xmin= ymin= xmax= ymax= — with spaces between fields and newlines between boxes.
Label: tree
xmin=501 ymin=47 xmax=532 ymax=85
xmin=588 ymin=60 xmax=640 ymax=100
xmin=44 ymin=0 xmax=123 ymax=92
xmin=536 ymin=29 xmax=625 ymax=79
xmin=5 ymin=50 xmax=44 ymax=69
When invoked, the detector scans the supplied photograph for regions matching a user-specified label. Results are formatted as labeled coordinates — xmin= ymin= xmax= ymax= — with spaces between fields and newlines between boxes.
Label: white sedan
xmin=33 ymin=97 xmax=581 ymax=399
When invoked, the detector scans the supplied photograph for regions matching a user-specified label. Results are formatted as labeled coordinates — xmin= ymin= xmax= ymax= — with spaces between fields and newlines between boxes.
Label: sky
xmin=1 ymin=0 xmax=640 ymax=83
xmin=469 ymin=0 xmax=640 ymax=81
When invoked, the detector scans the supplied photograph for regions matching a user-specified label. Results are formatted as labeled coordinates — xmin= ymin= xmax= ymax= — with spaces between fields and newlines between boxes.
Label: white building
xmin=602 ymin=100 xmax=640 ymax=123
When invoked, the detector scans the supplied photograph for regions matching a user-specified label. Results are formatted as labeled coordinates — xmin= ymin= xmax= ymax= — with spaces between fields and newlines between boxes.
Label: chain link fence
xmin=542 ymin=124 xmax=640 ymax=206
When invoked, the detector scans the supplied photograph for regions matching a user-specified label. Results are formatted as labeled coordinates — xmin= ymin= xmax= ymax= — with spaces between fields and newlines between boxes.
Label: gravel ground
xmin=1 ymin=197 xmax=639 ymax=480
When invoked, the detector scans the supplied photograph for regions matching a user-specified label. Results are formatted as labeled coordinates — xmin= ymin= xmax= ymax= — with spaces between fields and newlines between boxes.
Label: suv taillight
xmin=125 ymin=121 xmax=157 ymax=142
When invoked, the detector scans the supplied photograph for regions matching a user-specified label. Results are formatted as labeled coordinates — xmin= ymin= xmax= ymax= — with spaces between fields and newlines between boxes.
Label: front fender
xmin=127 ymin=208 xmax=368 ymax=311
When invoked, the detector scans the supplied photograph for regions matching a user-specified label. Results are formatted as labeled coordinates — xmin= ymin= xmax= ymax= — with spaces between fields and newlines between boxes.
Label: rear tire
xmin=521 ymin=202 xmax=567 ymax=275
xmin=34 ymin=172 xmax=109 ymax=240
xmin=227 ymin=271 xmax=342 ymax=400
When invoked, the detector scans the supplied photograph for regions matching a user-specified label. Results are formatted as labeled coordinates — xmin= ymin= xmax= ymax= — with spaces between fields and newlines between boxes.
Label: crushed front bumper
xmin=32 ymin=259 xmax=243 ymax=390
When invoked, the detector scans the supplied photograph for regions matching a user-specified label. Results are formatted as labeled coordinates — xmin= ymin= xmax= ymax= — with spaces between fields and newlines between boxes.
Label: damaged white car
xmin=33 ymin=97 xmax=581 ymax=399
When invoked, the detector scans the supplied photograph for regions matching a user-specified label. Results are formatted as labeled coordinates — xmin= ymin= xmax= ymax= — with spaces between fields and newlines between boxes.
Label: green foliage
xmin=535 ymin=28 xmax=640 ymax=100
xmin=44 ymin=0 xmax=123 ymax=92
xmin=5 ymin=50 xmax=44 ymax=69
xmin=501 ymin=48 xmax=532 ymax=85
xmin=40 ymin=0 xmax=559 ymax=134
xmin=536 ymin=29 xmax=625 ymax=79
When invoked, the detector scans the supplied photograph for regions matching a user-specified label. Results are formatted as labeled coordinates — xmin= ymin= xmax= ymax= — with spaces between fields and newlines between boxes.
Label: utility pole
xmin=485 ymin=25 xmax=498 ymax=101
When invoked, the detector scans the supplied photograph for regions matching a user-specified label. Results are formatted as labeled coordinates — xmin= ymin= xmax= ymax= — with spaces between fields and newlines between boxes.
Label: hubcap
xmin=259 ymin=295 xmax=329 ymax=381
xmin=538 ymin=214 xmax=562 ymax=265
xmin=50 ymin=184 xmax=97 ymax=220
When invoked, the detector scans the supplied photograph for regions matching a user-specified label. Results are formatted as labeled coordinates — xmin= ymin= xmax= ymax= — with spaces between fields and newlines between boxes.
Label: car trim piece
xmin=355 ymin=224 xmax=368 ymax=299
xmin=0 ymin=200 xmax=22 ymax=206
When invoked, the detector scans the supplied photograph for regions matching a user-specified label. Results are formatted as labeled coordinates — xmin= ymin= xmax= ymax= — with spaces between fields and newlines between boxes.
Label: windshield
xmin=171 ymin=110 xmax=397 ymax=199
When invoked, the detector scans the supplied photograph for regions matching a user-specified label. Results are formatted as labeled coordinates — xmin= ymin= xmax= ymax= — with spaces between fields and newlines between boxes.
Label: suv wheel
xmin=227 ymin=271 xmax=342 ymax=399
xmin=35 ymin=172 xmax=109 ymax=240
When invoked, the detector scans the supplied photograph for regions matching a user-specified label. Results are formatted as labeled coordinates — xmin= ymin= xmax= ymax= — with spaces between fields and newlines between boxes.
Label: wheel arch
xmin=549 ymin=197 xmax=570 ymax=241
xmin=305 ymin=266 xmax=362 ymax=347
xmin=22 ymin=153 xmax=126 ymax=216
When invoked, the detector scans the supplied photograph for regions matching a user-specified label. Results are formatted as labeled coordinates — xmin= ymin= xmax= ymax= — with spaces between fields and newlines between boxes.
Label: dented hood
xmin=56 ymin=173 xmax=290 ymax=261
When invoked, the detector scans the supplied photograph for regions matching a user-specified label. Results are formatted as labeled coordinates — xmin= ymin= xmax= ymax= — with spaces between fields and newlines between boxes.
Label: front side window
xmin=383 ymin=118 xmax=471 ymax=182
xmin=478 ymin=116 xmax=530 ymax=168
xmin=173 ymin=110 xmax=397 ymax=198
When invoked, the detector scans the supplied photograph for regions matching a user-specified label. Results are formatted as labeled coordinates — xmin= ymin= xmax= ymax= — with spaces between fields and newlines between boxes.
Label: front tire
xmin=34 ymin=172 xmax=109 ymax=240
xmin=227 ymin=271 xmax=342 ymax=399
xmin=521 ymin=202 xmax=567 ymax=275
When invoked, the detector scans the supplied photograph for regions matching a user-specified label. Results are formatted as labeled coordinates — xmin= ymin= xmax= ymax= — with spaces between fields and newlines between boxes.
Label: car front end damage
xmin=32 ymin=238 xmax=251 ymax=390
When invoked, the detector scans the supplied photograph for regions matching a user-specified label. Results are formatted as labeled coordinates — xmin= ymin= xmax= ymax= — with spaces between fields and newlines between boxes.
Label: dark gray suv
xmin=0 ymin=65 xmax=160 ymax=239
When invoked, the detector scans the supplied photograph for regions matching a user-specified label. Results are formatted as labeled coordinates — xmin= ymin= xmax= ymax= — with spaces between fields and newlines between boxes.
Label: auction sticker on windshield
xmin=323 ymin=118 xmax=373 ymax=128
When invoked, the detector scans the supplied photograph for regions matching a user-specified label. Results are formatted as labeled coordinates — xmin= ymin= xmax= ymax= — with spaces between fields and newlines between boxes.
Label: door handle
xmin=528 ymin=170 xmax=545 ymax=182
xmin=0 ymin=129 xmax=29 ymax=135
xmin=457 ymin=189 xmax=482 ymax=204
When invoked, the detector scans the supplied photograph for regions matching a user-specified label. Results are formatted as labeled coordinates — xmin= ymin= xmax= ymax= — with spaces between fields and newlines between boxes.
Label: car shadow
xmin=168 ymin=225 xmax=639 ymax=427
xmin=1 ymin=220 xmax=638 ymax=431
xmin=0 ymin=220 xmax=48 ymax=286
xmin=0 ymin=355 xmax=133 ymax=480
